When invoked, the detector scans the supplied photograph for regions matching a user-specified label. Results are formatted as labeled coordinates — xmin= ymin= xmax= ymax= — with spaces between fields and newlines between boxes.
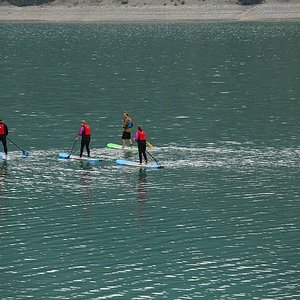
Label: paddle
xmin=146 ymin=149 xmax=163 ymax=168
xmin=67 ymin=139 xmax=77 ymax=158
xmin=146 ymin=141 xmax=154 ymax=149
xmin=7 ymin=137 xmax=29 ymax=158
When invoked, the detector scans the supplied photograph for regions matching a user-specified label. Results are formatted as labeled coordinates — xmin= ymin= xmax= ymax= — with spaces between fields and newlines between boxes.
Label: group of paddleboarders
xmin=0 ymin=112 xmax=148 ymax=165
xmin=73 ymin=112 xmax=148 ymax=164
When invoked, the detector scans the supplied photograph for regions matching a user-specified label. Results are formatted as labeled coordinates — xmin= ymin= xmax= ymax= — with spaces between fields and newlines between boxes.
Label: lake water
xmin=0 ymin=22 xmax=299 ymax=299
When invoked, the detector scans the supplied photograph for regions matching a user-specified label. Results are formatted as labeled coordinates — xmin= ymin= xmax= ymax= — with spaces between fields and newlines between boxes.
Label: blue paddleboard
xmin=58 ymin=153 xmax=100 ymax=164
xmin=116 ymin=159 xmax=163 ymax=169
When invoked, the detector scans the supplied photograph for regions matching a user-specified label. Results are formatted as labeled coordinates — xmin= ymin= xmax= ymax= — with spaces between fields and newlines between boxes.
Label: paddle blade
xmin=146 ymin=141 xmax=154 ymax=149
xmin=22 ymin=150 xmax=29 ymax=158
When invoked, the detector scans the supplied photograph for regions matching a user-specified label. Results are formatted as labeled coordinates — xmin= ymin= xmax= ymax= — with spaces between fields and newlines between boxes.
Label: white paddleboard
xmin=58 ymin=153 xmax=100 ymax=164
xmin=116 ymin=159 xmax=163 ymax=169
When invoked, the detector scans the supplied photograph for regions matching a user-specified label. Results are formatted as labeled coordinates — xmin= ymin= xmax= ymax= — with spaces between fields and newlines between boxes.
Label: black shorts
xmin=122 ymin=132 xmax=131 ymax=140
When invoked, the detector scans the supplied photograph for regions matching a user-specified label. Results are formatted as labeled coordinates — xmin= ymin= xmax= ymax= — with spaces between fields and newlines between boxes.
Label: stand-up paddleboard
xmin=0 ymin=152 xmax=24 ymax=160
xmin=107 ymin=143 xmax=138 ymax=152
xmin=58 ymin=153 xmax=100 ymax=164
xmin=116 ymin=159 xmax=164 ymax=169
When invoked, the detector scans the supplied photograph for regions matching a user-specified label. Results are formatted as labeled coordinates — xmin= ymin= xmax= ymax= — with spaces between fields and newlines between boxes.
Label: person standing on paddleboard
xmin=76 ymin=120 xmax=91 ymax=158
xmin=135 ymin=125 xmax=148 ymax=165
xmin=122 ymin=112 xmax=134 ymax=148
xmin=0 ymin=118 xmax=8 ymax=158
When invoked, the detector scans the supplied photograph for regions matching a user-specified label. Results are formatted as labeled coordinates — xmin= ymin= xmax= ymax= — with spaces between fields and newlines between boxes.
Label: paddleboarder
xmin=122 ymin=112 xmax=133 ymax=148
xmin=135 ymin=125 xmax=148 ymax=165
xmin=76 ymin=120 xmax=91 ymax=158
xmin=0 ymin=118 xmax=8 ymax=158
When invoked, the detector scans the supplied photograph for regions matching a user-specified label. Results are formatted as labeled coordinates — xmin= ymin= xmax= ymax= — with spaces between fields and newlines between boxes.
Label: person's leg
xmin=128 ymin=132 xmax=132 ymax=147
xmin=86 ymin=137 xmax=90 ymax=157
xmin=142 ymin=142 xmax=147 ymax=163
xmin=0 ymin=137 xmax=7 ymax=155
xmin=3 ymin=138 xmax=7 ymax=155
xmin=80 ymin=139 xmax=84 ymax=157
xmin=143 ymin=152 xmax=147 ymax=163
xmin=138 ymin=144 xmax=143 ymax=164
xmin=122 ymin=132 xmax=126 ymax=148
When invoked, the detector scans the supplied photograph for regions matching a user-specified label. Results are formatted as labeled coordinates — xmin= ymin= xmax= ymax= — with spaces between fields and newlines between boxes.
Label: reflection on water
xmin=79 ymin=162 xmax=94 ymax=215
xmin=136 ymin=168 xmax=148 ymax=232
xmin=0 ymin=162 xmax=8 ymax=217
xmin=0 ymin=161 xmax=7 ymax=191
xmin=137 ymin=168 xmax=147 ymax=202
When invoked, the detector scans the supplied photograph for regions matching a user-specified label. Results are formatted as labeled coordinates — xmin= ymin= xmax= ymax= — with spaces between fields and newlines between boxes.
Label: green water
xmin=0 ymin=22 xmax=299 ymax=299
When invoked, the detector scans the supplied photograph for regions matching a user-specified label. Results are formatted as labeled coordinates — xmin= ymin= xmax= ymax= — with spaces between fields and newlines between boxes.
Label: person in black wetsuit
xmin=0 ymin=118 xmax=8 ymax=157
xmin=76 ymin=120 xmax=91 ymax=157
xmin=134 ymin=125 xmax=148 ymax=165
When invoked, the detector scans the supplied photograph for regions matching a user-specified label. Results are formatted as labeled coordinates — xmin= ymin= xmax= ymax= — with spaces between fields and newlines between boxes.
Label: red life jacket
xmin=84 ymin=124 xmax=91 ymax=135
xmin=0 ymin=123 xmax=5 ymax=135
xmin=138 ymin=131 xmax=146 ymax=141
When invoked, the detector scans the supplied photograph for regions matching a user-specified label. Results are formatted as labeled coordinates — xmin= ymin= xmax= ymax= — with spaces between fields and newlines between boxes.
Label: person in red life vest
xmin=122 ymin=111 xmax=134 ymax=148
xmin=0 ymin=118 xmax=9 ymax=157
xmin=76 ymin=120 xmax=91 ymax=158
xmin=134 ymin=125 xmax=148 ymax=165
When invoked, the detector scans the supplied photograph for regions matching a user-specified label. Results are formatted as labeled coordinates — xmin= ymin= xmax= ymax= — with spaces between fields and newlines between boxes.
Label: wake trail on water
xmin=156 ymin=145 xmax=300 ymax=170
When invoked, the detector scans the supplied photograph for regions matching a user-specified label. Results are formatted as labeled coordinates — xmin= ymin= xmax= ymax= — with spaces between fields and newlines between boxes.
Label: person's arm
xmin=76 ymin=127 xmax=84 ymax=139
